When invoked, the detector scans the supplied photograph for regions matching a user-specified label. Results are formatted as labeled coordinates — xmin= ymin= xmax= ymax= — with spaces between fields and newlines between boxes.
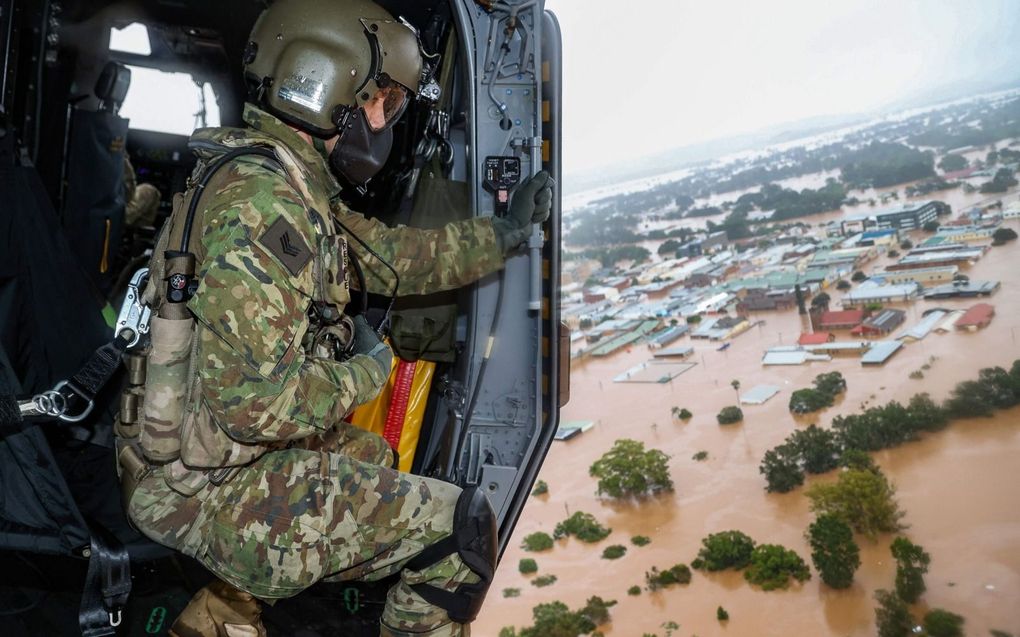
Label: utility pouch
xmin=139 ymin=315 xmax=193 ymax=462
xmin=116 ymin=439 xmax=150 ymax=505
xmin=387 ymin=159 xmax=467 ymax=362
xmin=389 ymin=300 xmax=458 ymax=362
xmin=165 ymin=459 xmax=211 ymax=497
xmin=317 ymin=233 xmax=351 ymax=309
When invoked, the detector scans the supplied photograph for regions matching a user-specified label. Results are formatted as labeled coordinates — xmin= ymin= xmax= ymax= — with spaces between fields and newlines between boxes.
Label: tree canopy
xmin=500 ymin=597 xmax=618 ymax=637
xmin=874 ymin=589 xmax=913 ymax=637
xmin=759 ymin=444 xmax=805 ymax=493
xmin=716 ymin=405 xmax=744 ymax=425
xmin=691 ymin=530 xmax=756 ymax=571
xmin=814 ymin=371 xmax=847 ymax=396
xmin=980 ymin=167 xmax=1019 ymax=194
xmin=521 ymin=532 xmax=554 ymax=552
xmin=807 ymin=514 xmax=860 ymax=589
xmin=840 ymin=142 xmax=936 ymax=188
xmin=993 ymin=227 xmax=1018 ymax=245
xmin=554 ymin=512 xmax=611 ymax=543
xmin=788 ymin=425 xmax=842 ymax=474
xmin=923 ymin=609 xmax=965 ymax=637
xmin=589 ymin=439 xmax=673 ymax=499
xmin=937 ymin=153 xmax=967 ymax=172
xmin=806 ymin=468 xmax=904 ymax=539
xmin=743 ymin=544 xmax=811 ymax=590
xmin=891 ymin=536 xmax=930 ymax=603
xmin=645 ymin=564 xmax=692 ymax=590
xmin=789 ymin=388 xmax=834 ymax=414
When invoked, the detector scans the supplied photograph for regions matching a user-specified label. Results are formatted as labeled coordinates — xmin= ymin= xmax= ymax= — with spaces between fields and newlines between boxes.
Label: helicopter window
xmin=109 ymin=22 xmax=151 ymax=56
xmin=119 ymin=65 xmax=221 ymax=135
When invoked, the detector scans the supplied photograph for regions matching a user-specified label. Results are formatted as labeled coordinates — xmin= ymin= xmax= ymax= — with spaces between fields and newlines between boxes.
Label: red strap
xmin=382 ymin=359 xmax=416 ymax=450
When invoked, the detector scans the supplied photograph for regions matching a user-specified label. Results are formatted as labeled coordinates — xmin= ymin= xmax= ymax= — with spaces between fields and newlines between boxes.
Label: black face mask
xmin=329 ymin=109 xmax=393 ymax=188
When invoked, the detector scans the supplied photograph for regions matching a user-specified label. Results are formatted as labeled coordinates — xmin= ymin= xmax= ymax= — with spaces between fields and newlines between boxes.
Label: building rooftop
xmin=895 ymin=248 xmax=985 ymax=266
xmin=842 ymin=282 xmax=919 ymax=304
xmin=897 ymin=310 xmax=946 ymax=341
xmin=741 ymin=385 xmax=782 ymax=405
xmin=853 ymin=309 xmax=906 ymax=334
xmin=924 ymin=281 xmax=1001 ymax=298
xmin=875 ymin=265 xmax=959 ymax=280
xmin=648 ymin=325 xmax=689 ymax=347
xmin=762 ymin=350 xmax=832 ymax=366
xmin=798 ymin=332 xmax=834 ymax=345
xmin=652 ymin=346 xmax=694 ymax=359
xmin=819 ymin=309 xmax=866 ymax=326
xmin=614 ymin=361 xmax=697 ymax=384
xmin=861 ymin=229 xmax=899 ymax=239
xmin=934 ymin=310 xmax=965 ymax=332
xmin=861 ymin=340 xmax=904 ymax=365
xmin=874 ymin=200 xmax=935 ymax=216
xmin=956 ymin=303 xmax=995 ymax=328
xmin=802 ymin=341 xmax=872 ymax=352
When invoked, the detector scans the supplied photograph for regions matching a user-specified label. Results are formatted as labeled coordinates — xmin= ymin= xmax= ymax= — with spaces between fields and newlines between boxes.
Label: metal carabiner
xmin=437 ymin=138 xmax=455 ymax=171
xmin=52 ymin=380 xmax=95 ymax=423
xmin=114 ymin=268 xmax=152 ymax=349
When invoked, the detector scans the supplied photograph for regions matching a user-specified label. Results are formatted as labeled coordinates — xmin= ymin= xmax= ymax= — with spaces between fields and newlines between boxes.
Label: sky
xmin=544 ymin=0 xmax=1020 ymax=174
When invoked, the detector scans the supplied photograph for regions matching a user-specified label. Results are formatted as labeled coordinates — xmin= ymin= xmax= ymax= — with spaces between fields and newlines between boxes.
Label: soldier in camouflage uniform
xmin=120 ymin=1 xmax=552 ymax=636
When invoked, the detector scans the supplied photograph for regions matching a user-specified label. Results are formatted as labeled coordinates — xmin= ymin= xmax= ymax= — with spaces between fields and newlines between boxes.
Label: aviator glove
xmin=492 ymin=170 xmax=554 ymax=255
xmin=351 ymin=315 xmax=393 ymax=378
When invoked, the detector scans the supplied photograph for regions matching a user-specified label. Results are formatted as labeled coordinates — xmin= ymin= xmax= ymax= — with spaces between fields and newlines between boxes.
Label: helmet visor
xmin=363 ymin=83 xmax=409 ymax=132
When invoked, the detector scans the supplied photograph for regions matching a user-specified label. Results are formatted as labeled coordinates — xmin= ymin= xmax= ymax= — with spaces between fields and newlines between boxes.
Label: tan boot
xmin=168 ymin=580 xmax=267 ymax=637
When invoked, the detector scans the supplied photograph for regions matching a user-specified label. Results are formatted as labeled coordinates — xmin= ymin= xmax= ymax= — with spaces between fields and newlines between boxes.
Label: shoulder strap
xmin=177 ymin=147 xmax=280 ymax=255
xmin=143 ymin=147 xmax=283 ymax=315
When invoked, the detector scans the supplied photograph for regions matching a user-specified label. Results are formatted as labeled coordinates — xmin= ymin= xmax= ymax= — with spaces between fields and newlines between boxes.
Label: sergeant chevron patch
xmin=259 ymin=216 xmax=312 ymax=276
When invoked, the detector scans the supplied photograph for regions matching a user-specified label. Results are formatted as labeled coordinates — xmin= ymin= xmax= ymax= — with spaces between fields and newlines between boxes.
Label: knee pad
xmin=404 ymin=486 xmax=497 ymax=624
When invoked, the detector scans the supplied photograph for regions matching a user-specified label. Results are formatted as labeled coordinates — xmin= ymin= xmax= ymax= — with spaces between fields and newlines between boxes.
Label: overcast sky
xmin=544 ymin=0 xmax=1020 ymax=174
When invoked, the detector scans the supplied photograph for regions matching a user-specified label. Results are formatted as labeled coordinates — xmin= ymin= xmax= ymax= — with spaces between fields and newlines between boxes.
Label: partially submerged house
xmin=861 ymin=341 xmax=904 ymax=366
xmin=798 ymin=332 xmax=835 ymax=346
xmin=819 ymin=309 xmax=866 ymax=330
xmin=851 ymin=309 xmax=907 ymax=337
xmin=955 ymin=303 xmax=995 ymax=331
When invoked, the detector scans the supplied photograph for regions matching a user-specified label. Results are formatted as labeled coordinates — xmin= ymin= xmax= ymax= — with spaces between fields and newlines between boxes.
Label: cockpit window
xmin=109 ymin=22 xmax=151 ymax=56
xmin=119 ymin=65 xmax=221 ymax=135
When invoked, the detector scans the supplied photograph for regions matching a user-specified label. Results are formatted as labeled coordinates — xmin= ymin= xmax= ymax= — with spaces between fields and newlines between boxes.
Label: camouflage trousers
xmin=128 ymin=423 xmax=476 ymax=636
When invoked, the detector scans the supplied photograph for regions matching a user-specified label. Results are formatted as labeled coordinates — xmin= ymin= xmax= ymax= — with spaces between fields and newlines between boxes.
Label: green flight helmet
xmin=244 ymin=0 xmax=427 ymax=137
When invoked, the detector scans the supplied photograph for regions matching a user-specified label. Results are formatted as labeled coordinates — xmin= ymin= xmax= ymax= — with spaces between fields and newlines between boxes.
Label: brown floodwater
xmin=476 ymin=187 xmax=1020 ymax=635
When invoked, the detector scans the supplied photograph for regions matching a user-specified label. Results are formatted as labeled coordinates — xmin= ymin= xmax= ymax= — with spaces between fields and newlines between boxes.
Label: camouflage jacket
xmin=165 ymin=104 xmax=504 ymax=487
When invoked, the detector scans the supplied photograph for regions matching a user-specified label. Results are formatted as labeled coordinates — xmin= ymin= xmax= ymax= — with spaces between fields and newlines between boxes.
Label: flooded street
xmin=478 ymin=190 xmax=1020 ymax=635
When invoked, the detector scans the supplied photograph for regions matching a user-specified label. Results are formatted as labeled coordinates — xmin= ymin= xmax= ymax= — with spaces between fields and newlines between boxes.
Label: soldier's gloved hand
xmin=493 ymin=170 xmax=554 ymax=255
xmin=351 ymin=315 xmax=392 ymax=376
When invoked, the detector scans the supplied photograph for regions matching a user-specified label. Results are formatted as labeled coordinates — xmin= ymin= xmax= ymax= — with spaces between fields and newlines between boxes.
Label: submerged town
xmin=478 ymin=92 xmax=1020 ymax=636
xmin=564 ymin=196 xmax=1003 ymax=372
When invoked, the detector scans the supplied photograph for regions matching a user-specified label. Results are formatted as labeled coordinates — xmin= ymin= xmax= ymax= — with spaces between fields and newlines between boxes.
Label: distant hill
xmin=564 ymin=79 xmax=1020 ymax=197
xmin=563 ymin=113 xmax=867 ymax=195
